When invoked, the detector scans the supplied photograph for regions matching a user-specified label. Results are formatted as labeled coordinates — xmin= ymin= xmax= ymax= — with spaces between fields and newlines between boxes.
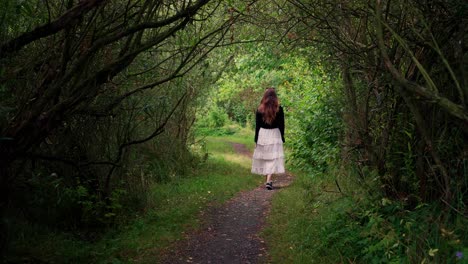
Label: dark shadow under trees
xmin=0 ymin=0 xmax=243 ymax=255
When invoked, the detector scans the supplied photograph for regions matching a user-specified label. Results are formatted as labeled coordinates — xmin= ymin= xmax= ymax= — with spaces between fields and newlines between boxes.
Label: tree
xmin=0 ymin=0 xmax=240 ymax=252
xmin=280 ymin=0 xmax=467 ymax=202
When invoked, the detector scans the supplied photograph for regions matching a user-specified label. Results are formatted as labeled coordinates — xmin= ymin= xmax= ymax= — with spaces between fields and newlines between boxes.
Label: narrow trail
xmin=160 ymin=142 xmax=293 ymax=264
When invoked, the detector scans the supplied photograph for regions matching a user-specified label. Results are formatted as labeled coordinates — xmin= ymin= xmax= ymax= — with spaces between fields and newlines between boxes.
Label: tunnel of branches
xmin=0 ymin=0 xmax=466 ymax=260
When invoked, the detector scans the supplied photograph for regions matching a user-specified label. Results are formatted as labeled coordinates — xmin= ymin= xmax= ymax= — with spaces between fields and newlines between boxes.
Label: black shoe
xmin=266 ymin=182 xmax=273 ymax=190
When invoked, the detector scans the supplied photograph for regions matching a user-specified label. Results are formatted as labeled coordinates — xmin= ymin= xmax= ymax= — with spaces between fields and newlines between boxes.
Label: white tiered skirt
xmin=251 ymin=128 xmax=285 ymax=175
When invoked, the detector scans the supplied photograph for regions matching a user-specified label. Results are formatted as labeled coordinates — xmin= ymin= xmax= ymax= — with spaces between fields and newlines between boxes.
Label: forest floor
xmin=159 ymin=142 xmax=294 ymax=264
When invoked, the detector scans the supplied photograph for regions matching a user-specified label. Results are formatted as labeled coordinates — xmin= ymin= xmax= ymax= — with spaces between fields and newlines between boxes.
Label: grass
xmin=6 ymin=128 xmax=261 ymax=263
xmin=97 ymin=155 xmax=260 ymax=263
xmin=203 ymin=126 xmax=255 ymax=151
xmin=262 ymin=169 xmax=356 ymax=264
xmin=263 ymin=167 xmax=468 ymax=264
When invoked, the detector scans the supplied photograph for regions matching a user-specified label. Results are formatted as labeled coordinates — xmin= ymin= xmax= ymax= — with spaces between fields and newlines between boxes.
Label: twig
xmin=440 ymin=198 xmax=467 ymax=218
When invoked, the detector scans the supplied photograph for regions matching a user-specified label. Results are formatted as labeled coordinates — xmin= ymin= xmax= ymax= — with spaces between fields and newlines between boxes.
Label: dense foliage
xmin=212 ymin=44 xmax=342 ymax=172
xmin=0 ymin=0 xmax=235 ymax=256
xmin=1 ymin=0 xmax=466 ymax=262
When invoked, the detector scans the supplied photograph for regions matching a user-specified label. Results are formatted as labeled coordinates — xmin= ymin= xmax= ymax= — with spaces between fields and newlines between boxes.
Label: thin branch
xmin=104 ymin=91 xmax=188 ymax=193
xmin=0 ymin=0 xmax=108 ymax=58
xmin=375 ymin=0 xmax=468 ymax=123
xmin=440 ymin=198 xmax=467 ymax=218
xmin=105 ymin=17 xmax=232 ymax=111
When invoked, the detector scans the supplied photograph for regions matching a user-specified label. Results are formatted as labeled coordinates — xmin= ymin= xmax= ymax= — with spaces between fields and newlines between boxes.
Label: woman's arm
xmin=278 ymin=106 xmax=285 ymax=143
xmin=254 ymin=110 xmax=261 ymax=143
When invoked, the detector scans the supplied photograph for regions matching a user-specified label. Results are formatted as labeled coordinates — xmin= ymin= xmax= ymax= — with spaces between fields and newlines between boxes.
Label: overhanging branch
xmin=0 ymin=0 xmax=108 ymax=58
xmin=375 ymin=0 xmax=468 ymax=123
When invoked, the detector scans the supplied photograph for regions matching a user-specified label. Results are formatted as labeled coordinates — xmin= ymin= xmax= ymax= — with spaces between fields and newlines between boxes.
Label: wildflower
xmin=456 ymin=251 xmax=463 ymax=259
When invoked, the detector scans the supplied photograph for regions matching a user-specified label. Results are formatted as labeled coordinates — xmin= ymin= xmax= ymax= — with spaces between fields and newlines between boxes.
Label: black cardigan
xmin=254 ymin=106 xmax=285 ymax=143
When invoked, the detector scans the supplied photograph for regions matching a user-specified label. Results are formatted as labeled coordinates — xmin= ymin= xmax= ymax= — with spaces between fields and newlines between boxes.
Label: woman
xmin=251 ymin=87 xmax=285 ymax=190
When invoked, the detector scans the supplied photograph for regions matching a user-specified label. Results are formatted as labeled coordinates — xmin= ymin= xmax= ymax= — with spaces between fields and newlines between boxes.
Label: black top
xmin=254 ymin=106 xmax=285 ymax=143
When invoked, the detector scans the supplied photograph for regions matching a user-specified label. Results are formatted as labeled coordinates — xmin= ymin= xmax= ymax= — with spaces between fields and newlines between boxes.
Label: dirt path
xmin=159 ymin=142 xmax=293 ymax=264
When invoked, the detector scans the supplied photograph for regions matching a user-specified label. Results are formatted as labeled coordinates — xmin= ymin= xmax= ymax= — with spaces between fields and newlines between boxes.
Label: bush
xmin=207 ymin=106 xmax=229 ymax=128
xmin=265 ymin=169 xmax=468 ymax=264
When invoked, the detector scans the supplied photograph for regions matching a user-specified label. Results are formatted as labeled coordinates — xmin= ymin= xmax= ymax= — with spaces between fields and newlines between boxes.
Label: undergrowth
xmin=5 ymin=130 xmax=261 ymax=263
xmin=264 ymin=169 xmax=468 ymax=264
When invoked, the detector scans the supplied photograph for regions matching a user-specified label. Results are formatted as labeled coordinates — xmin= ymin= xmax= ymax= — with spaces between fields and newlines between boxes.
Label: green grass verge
xmin=6 ymin=132 xmax=261 ymax=263
xmin=202 ymin=126 xmax=255 ymax=153
xmin=262 ymin=169 xmax=352 ymax=264
xmin=263 ymin=169 xmax=468 ymax=264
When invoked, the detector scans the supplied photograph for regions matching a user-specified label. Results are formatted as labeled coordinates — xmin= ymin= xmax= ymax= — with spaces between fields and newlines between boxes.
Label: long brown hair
xmin=258 ymin=87 xmax=279 ymax=124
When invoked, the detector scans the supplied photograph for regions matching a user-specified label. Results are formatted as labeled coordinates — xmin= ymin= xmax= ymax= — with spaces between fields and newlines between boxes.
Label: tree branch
xmin=0 ymin=0 xmax=108 ymax=58
xmin=375 ymin=0 xmax=468 ymax=123
xmin=104 ymin=91 xmax=188 ymax=193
